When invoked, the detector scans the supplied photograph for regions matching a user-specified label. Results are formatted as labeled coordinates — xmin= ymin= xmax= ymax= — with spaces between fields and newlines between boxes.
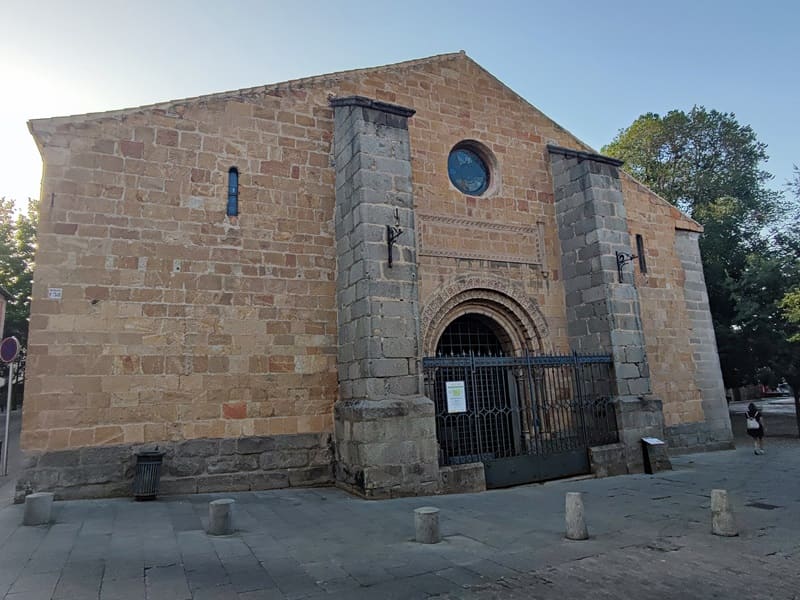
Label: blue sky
xmin=1 ymin=0 xmax=797 ymax=210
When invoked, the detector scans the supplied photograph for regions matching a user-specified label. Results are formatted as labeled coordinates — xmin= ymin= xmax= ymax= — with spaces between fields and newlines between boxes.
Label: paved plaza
xmin=0 ymin=412 xmax=799 ymax=599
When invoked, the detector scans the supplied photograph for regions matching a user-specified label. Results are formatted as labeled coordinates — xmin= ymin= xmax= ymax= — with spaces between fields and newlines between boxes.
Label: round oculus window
xmin=448 ymin=147 xmax=490 ymax=196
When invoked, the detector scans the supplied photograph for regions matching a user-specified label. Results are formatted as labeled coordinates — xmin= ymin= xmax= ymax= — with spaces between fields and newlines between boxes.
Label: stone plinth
xmin=439 ymin=462 xmax=486 ymax=494
xmin=614 ymin=396 xmax=668 ymax=473
xmin=334 ymin=396 xmax=438 ymax=498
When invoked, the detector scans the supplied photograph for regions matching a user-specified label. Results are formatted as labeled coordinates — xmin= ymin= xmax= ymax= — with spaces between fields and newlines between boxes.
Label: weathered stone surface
xmin=23 ymin=492 xmax=54 ymax=526
xmin=711 ymin=489 xmax=738 ymax=537
xmin=334 ymin=396 xmax=439 ymax=498
xmin=15 ymin=433 xmax=334 ymax=501
xmin=80 ymin=446 xmax=133 ymax=465
xmin=208 ymin=498 xmax=235 ymax=536
xmin=159 ymin=478 xmax=198 ymax=496
xmin=565 ymin=492 xmax=589 ymax=540
xmin=197 ymin=474 xmax=251 ymax=493
xmin=38 ymin=451 xmax=79 ymax=468
xmin=288 ymin=465 xmax=334 ymax=487
xmin=613 ymin=396 xmax=668 ymax=473
xmin=166 ymin=457 xmax=206 ymax=478
xmin=439 ymin=463 xmax=486 ymax=494
xmin=414 ymin=506 xmax=441 ymax=544
xmin=177 ymin=439 xmax=220 ymax=458
xmin=236 ymin=437 xmax=270 ymax=455
xmin=642 ymin=439 xmax=672 ymax=474
xmin=589 ymin=443 xmax=628 ymax=478
xmin=249 ymin=471 xmax=290 ymax=490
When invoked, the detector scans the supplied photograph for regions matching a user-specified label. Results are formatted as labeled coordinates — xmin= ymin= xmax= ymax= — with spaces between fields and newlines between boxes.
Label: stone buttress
xmin=548 ymin=145 xmax=666 ymax=473
xmin=330 ymin=96 xmax=439 ymax=498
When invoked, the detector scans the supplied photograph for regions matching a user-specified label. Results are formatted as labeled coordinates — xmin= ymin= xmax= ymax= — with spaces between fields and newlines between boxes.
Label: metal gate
xmin=422 ymin=353 xmax=618 ymax=488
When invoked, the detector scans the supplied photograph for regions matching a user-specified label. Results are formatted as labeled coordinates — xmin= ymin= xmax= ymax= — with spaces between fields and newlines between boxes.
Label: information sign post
xmin=1 ymin=336 xmax=20 ymax=476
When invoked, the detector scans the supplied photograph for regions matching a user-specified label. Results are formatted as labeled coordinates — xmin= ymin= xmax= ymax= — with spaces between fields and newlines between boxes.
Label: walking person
xmin=746 ymin=402 xmax=765 ymax=454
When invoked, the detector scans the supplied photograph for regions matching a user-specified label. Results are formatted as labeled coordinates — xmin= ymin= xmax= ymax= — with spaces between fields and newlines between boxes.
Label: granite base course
xmin=14 ymin=432 xmax=333 ymax=502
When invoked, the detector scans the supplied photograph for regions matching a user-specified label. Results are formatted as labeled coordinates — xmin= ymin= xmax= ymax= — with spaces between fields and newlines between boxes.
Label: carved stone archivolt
xmin=421 ymin=276 xmax=552 ymax=356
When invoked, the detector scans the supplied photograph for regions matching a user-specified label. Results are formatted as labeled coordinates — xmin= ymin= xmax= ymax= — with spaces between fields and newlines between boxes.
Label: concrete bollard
xmin=711 ymin=489 xmax=738 ymax=537
xmin=414 ymin=506 xmax=441 ymax=544
xmin=565 ymin=492 xmax=589 ymax=540
xmin=23 ymin=492 xmax=54 ymax=526
xmin=208 ymin=499 xmax=235 ymax=536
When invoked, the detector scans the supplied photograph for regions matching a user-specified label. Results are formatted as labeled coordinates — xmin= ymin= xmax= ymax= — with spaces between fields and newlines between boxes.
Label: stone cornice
xmin=547 ymin=144 xmax=624 ymax=167
xmin=329 ymin=96 xmax=415 ymax=118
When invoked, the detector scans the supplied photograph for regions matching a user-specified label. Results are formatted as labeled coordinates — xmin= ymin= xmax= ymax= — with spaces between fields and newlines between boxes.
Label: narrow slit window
xmin=636 ymin=234 xmax=647 ymax=273
xmin=227 ymin=167 xmax=239 ymax=217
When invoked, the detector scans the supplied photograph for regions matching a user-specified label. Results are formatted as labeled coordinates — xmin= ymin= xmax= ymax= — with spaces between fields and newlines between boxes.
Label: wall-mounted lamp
xmin=387 ymin=208 xmax=403 ymax=268
xmin=616 ymin=251 xmax=637 ymax=283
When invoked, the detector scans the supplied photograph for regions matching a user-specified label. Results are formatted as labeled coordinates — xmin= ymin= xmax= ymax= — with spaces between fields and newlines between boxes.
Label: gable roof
xmin=28 ymin=51 xmax=701 ymax=232
xmin=29 ymin=52 xmax=465 ymax=131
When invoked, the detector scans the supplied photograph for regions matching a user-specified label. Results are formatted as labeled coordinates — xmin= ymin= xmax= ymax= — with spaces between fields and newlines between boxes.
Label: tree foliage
xmin=602 ymin=106 xmax=779 ymax=222
xmin=602 ymin=106 xmax=792 ymax=389
xmin=776 ymin=167 xmax=800 ymax=408
xmin=0 ymin=198 xmax=38 ymax=344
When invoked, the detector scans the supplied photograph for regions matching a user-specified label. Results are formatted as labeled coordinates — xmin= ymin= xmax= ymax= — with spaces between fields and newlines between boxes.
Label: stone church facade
xmin=19 ymin=52 xmax=732 ymax=500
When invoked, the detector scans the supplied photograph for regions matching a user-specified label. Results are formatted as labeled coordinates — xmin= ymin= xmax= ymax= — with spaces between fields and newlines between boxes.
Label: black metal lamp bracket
xmin=616 ymin=251 xmax=637 ymax=283
xmin=387 ymin=208 xmax=403 ymax=268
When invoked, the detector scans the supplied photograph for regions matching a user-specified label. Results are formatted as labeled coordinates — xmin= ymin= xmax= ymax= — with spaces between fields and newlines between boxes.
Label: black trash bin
xmin=132 ymin=450 xmax=165 ymax=501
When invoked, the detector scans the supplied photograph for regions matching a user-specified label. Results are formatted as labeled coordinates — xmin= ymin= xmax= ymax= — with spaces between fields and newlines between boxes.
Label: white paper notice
xmin=445 ymin=381 xmax=467 ymax=413
xmin=48 ymin=288 xmax=63 ymax=300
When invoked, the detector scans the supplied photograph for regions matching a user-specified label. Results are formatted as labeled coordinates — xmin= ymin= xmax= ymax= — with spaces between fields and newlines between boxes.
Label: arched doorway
xmin=432 ymin=314 xmax=519 ymax=465
xmin=423 ymin=310 xmax=619 ymax=488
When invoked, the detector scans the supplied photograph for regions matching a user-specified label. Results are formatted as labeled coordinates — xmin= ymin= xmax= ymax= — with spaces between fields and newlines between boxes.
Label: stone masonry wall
xmin=549 ymin=147 xmax=651 ymax=397
xmin=15 ymin=432 xmax=332 ymax=502
xmin=621 ymin=177 xmax=707 ymax=426
xmin=24 ymin=52 xmax=726 ymax=495
xmin=25 ymin=53 xmax=590 ymax=457
xmin=668 ymin=230 xmax=733 ymax=451
xmin=27 ymin=89 xmax=339 ymax=453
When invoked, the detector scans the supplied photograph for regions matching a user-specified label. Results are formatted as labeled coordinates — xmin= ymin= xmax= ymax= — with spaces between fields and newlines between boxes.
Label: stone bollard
xmin=711 ymin=489 xmax=738 ymax=537
xmin=565 ymin=492 xmax=589 ymax=540
xmin=414 ymin=506 xmax=441 ymax=544
xmin=23 ymin=492 xmax=54 ymax=526
xmin=208 ymin=499 xmax=235 ymax=536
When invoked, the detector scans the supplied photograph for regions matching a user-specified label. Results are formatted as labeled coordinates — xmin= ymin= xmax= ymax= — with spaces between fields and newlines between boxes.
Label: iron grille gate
xmin=422 ymin=353 xmax=619 ymax=488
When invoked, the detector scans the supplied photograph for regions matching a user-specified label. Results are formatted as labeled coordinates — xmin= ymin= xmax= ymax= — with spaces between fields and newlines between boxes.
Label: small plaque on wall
xmin=445 ymin=381 xmax=467 ymax=413
xmin=48 ymin=288 xmax=62 ymax=300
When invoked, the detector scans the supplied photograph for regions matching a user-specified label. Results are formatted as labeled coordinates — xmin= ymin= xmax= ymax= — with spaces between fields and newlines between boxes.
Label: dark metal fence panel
xmin=423 ymin=353 xmax=618 ymax=467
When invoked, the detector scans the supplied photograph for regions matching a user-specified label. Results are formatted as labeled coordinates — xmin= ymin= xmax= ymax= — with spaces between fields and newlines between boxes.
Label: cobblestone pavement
xmin=0 ymin=433 xmax=798 ymax=599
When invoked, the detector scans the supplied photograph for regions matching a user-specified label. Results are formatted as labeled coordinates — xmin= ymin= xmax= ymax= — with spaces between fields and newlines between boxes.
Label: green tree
xmin=602 ymin=107 xmax=783 ymax=388
xmin=602 ymin=107 xmax=778 ymax=219
xmin=0 ymin=198 xmax=38 ymax=345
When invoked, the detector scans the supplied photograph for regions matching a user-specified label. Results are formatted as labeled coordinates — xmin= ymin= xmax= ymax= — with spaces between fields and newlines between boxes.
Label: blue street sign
xmin=0 ymin=336 xmax=19 ymax=363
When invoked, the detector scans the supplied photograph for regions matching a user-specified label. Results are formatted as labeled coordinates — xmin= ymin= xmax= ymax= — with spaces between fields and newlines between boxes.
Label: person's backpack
xmin=746 ymin=413 xmax=760 ymax=430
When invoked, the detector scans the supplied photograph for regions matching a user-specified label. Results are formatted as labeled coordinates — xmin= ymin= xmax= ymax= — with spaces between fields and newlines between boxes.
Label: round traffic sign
xmin=0 ymin=337 xmax=20 ymax=363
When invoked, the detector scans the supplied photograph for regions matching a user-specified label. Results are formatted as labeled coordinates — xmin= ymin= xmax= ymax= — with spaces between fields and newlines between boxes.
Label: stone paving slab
xmin=0 ymin=436 xmax=798 ymax=599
